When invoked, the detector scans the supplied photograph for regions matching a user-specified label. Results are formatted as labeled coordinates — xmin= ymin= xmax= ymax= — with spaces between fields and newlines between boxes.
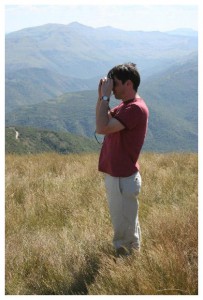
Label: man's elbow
xmin=96 ymin=126 xmax=107 ymax=135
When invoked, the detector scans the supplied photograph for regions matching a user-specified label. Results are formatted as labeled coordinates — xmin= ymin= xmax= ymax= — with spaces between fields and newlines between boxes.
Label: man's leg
xmin=105 ymin=172 xmax=142 ymax=253
xmin=105 ymin=174 xmax=125 ymax=250
xmin=119 ymin=172 xmax=142 ymax=251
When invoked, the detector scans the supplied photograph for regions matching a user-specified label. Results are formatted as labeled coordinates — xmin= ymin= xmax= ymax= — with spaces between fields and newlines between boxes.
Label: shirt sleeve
xmin=113 ymin=104 xmax=142 ymax=130
xmin=110 ymin=107 xmax=118 ymax=117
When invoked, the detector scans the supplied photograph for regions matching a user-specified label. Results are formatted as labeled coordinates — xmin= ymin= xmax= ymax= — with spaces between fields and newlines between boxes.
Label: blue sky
xmin=5 ymin=3 xmax=198 ymax=33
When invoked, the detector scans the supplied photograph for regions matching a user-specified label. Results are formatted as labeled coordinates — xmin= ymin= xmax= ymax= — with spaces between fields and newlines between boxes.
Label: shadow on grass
xmin=22 ymin=254 xmax=101 ymax=295
xmin=68 ymin=255 xmax=100 ymax=295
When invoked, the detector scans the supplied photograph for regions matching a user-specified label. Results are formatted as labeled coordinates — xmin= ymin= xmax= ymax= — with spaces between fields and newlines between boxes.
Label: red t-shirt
xmin=98 ymin=98 xmax=149 ymax=177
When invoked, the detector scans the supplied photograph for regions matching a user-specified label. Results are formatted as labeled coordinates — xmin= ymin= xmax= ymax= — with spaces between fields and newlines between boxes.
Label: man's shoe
xmin=116 ymin=246 xmax=130 ymax=257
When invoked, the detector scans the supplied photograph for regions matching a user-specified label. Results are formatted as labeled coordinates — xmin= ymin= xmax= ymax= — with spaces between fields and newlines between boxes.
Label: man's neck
xmin=122 ymin=93 xmax=140 ymax=102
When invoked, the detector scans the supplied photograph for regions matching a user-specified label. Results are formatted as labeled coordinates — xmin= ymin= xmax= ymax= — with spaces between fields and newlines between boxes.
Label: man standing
xmin=96 ymin=63 xmax=149 ymax=257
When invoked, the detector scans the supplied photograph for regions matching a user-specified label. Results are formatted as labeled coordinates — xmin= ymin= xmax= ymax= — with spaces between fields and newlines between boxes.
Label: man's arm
xmin=96 ymin=77 xmax=125 ymax=135
xmin=96 ymin=100 xmax=125 ymax=135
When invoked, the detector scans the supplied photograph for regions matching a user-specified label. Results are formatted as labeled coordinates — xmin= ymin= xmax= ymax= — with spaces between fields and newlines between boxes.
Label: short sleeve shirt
xmin=98 ymin=98 xmax=149 ymax=177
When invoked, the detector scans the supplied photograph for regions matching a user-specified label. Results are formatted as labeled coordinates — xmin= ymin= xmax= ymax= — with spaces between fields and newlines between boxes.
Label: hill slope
xmin=140 ymin=54 xmax=198 ymax=151
xmin=5 ymin=126 xmax=99 ymax=154
xmin=5 ymin=67 xmax=99 ymax=112
xmin=6 ymin=56 xmax=198 ymax=152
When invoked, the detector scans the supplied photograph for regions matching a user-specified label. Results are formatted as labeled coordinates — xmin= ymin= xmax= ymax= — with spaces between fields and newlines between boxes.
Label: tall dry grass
xmin=5 ymin=152 xmax=198 ymax=295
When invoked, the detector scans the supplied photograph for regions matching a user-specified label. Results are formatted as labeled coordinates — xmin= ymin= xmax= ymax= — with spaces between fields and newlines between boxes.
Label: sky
xmin=4 ymin=2 xmax=198 ymax=33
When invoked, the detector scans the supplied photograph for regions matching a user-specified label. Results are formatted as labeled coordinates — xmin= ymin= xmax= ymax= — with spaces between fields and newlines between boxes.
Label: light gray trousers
xmin=105 ymin=172 xmax=142 ymax=251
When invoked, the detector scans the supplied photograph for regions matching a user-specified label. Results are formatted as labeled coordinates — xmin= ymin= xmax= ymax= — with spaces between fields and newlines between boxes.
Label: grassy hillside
xmin=5 ymin=126 xmax=99 ymax=154
xmin=5 ymin=152 xmax=198 ymax=295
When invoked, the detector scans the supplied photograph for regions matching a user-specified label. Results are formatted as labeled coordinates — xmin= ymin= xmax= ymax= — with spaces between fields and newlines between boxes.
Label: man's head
xmin=107 ymin=63 xmax=140 ymax=92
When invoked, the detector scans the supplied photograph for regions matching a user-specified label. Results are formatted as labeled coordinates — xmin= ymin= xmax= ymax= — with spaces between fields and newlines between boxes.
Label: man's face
xmin=112 ymin=77 xmax=126 ymax=100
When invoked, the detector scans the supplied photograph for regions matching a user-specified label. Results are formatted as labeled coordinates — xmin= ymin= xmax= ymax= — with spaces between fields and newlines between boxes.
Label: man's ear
xmin=126 ymin=79 xmax=133 ymax=87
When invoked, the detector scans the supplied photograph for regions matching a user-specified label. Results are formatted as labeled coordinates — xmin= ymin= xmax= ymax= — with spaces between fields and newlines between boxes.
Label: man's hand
xmin=98 ymin=77 xmax=113 ymax=99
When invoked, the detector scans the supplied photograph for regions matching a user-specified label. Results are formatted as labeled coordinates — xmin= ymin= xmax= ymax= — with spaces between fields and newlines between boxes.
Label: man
xmin=96 ymin=63 xmax=149 ymax=257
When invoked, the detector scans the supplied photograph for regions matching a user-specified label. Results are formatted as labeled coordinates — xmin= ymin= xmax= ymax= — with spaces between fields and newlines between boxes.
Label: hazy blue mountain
xmin=5 ymin=22 xmax=197 ymax=112
xmin=141 ymin=54 xmax=198 ymax=152
xmin=6 ymin=22 xmax=197 ymax=79
xmin=6 ymin=67 xmax=99 ymax=112
xmin=166 ymin=28 xmax=198 ymax=37
xmin=5 ymin=55 xmax=198 ymax=152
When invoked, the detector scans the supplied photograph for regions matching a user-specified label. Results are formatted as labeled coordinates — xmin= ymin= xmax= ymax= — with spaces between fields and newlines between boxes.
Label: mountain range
xmin=5 ymin=22 xmax=197 ymax=110
xmin=5 ymin=22 xmax=198 ymax=153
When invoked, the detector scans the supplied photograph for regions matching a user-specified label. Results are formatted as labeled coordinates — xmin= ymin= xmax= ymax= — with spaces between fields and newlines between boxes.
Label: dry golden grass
xmin=5 ymin=152 xmax=198 ymax=295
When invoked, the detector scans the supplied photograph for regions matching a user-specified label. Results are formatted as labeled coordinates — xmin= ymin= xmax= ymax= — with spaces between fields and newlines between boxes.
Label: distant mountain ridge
xmin=5 ymin=22 xmax=198 ymax=113
xmin=6 ymin=22 xmax=197 ymax=78
xmin=5 ymin=22 xmax=198 ymax=153
xmin=166 ymin=28 xmax=198 ymax=36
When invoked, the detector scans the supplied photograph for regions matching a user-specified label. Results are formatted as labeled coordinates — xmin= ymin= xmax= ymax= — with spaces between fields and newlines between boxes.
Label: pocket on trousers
xmin=119 ymin=172 xmax=142 ymax=198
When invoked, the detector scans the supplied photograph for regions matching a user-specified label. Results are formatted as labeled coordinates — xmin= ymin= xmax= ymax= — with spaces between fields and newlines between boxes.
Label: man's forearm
xmin=96 ymin=97 xmax=101 ymax=120
xmin=96 ymin=100 xmax=109 ymax=134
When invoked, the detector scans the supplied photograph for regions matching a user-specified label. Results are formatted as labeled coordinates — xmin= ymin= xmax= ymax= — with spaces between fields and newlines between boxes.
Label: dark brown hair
xmin=107 ymin=62 xmax=140 ymax=91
